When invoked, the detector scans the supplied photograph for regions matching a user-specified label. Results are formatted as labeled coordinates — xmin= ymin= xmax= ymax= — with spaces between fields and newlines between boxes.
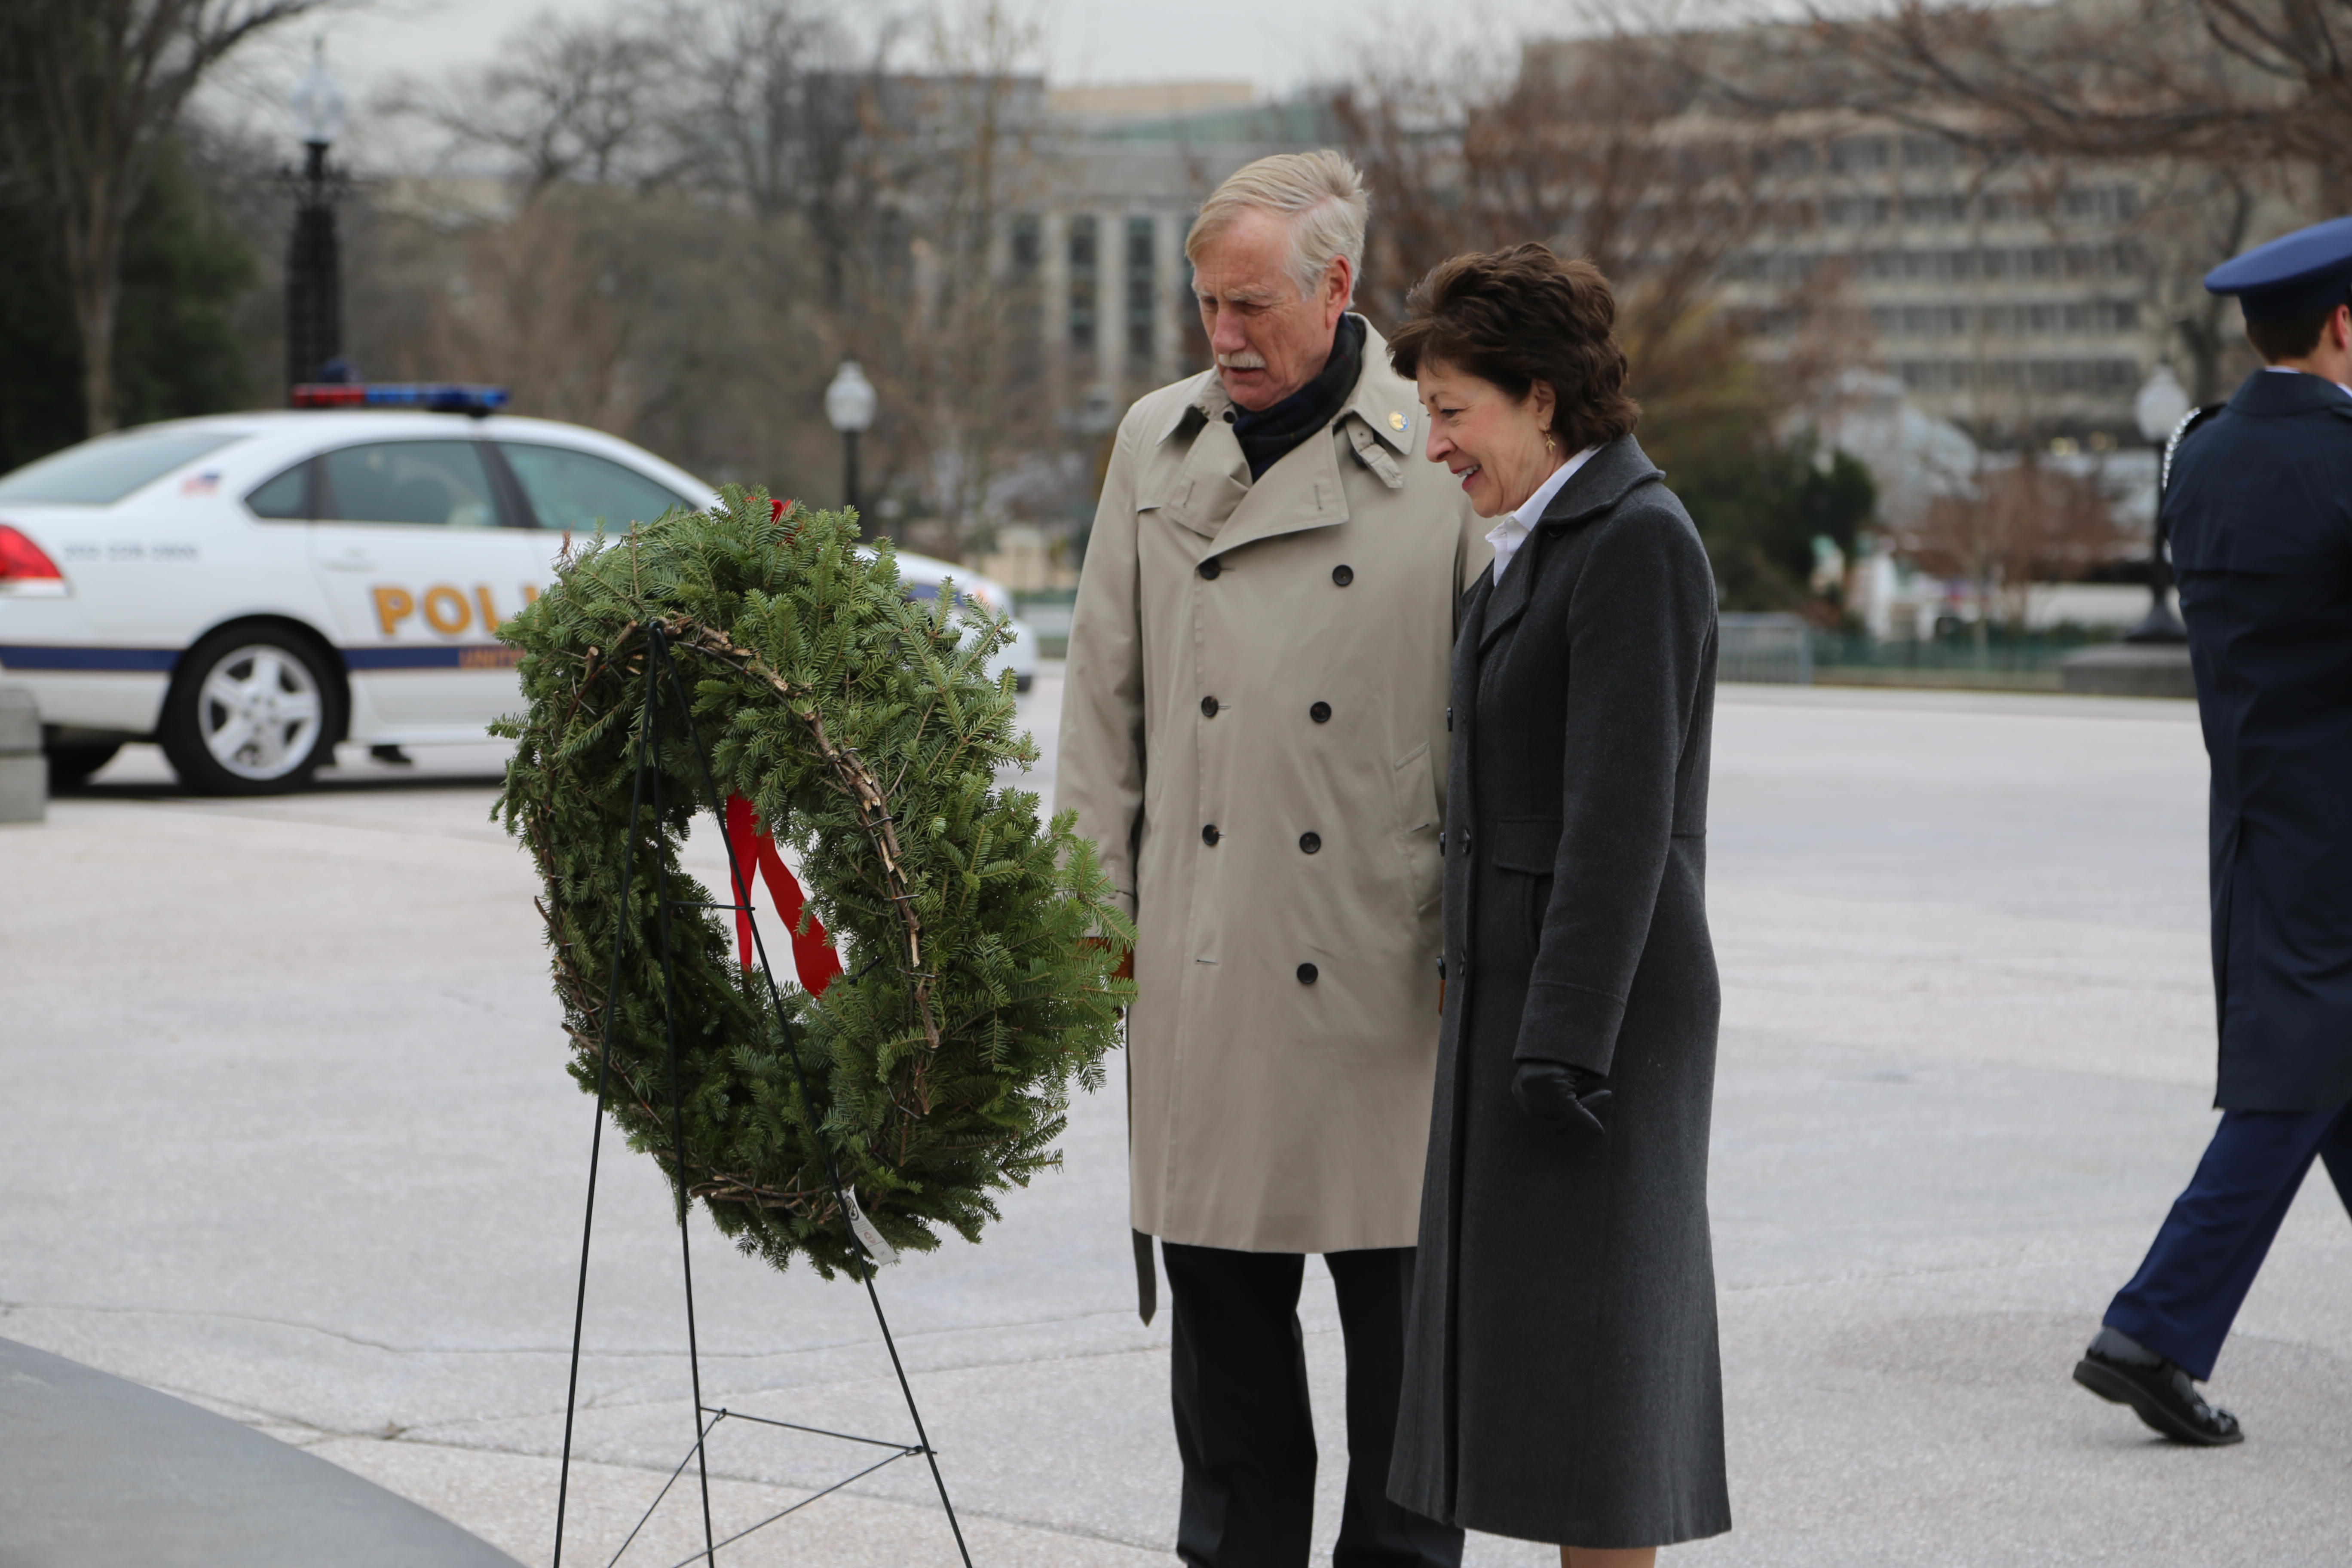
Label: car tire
xmin=159 ymin=626 xmax=343 ymax=795
xmin=46 ymin=741 xmax=122 ymax=790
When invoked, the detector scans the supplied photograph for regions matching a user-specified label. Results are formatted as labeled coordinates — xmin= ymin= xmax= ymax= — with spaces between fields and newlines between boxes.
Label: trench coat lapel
xmin=1144 ymin=379 xmax=1343 ymax=554
xmin=1145 ymin=404 xmax=1251 ymax=542
xmin=1148 ymin=315 xmax=1420 ymax=563
xmin=1152 ymin=414 xmax=1343 ymax=560
xmin=1336 ymin=343 xmax=1418 ymax=491
xmin=1204 ymin=425 xmax=1351 ymax=560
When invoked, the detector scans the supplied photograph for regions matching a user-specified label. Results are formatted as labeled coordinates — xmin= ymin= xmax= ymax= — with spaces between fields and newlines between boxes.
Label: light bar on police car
xmin=291 ymin=383 xmax=511 ymax=415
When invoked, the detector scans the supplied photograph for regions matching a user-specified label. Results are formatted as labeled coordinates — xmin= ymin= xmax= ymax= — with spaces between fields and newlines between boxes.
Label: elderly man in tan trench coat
xmin=1058 ymin=150 xmax=1482 ymax=1568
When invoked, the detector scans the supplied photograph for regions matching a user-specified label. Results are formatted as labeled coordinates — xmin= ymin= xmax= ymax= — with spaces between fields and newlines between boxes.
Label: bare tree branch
xmin=383 ymin=8 xmax=677 ymax=204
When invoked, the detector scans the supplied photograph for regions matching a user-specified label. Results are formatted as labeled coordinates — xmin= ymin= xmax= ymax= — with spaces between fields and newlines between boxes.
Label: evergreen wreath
xmin=494 ymin=488 xmax=1133 ymax=1278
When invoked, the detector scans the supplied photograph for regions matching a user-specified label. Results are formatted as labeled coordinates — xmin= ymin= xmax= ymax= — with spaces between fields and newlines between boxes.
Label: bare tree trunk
xmin=64 ymin=198 xmax=124 ymax=434
xmin=908 ymin=0 xmax=1041 ymax=559
xmin=2177 ymin=173 xmax=2254 ymax=404
xmin=4 ymin=0 xmax=320 ymax=437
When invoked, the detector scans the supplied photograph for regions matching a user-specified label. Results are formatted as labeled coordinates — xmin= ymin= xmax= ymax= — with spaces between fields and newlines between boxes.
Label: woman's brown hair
xmin=1387 ymin=242 xmax=1639 ymax=453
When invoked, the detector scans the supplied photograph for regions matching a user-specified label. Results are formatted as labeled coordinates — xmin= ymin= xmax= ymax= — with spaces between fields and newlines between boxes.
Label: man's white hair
xmin=1185 ymin=149 xmax=1369 ymax=304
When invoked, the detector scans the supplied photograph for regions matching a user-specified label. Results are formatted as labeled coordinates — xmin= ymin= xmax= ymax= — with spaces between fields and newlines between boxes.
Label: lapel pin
xmin=1388 ymin=410 xmax=1408 ymax=432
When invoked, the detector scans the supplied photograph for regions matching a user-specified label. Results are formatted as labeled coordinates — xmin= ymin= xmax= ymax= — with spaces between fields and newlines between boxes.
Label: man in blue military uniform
xmin=2074 ymin=217 xmax=2352 ymax=1445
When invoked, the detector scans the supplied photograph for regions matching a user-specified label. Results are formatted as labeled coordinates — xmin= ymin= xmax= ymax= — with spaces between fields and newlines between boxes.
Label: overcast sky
xmin=208 ymin=0 xmax=1661 ymax=166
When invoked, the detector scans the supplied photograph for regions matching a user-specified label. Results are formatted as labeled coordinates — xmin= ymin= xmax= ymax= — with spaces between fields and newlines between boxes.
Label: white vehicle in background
xmin=0 ymin=387 xmax=1034 ymax=794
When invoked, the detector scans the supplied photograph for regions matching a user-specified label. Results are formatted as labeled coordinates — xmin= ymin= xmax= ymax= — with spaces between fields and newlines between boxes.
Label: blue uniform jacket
xmin=2167 ymin=368 xmax=2352 ymax=1111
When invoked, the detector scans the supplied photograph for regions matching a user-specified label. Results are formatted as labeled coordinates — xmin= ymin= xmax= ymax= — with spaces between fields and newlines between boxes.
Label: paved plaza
xmin=3 ymin=674 xmax=2348 ymax=1566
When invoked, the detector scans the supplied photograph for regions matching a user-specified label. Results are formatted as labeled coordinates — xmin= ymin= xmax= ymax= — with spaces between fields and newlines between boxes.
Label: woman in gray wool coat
xmin=1384 ymin=244 xmax=1730 ymax=1565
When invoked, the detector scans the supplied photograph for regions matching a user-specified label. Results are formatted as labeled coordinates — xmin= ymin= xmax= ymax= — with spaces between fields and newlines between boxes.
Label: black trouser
xmin=2105 ymin=1102 xmax=2352 ymax=1379
xmin=1163 ymin=1241 xmax=1463 ymax=1568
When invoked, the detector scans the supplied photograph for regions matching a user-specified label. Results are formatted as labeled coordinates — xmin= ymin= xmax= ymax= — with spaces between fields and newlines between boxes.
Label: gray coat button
xmin=1310 ymin=701 xmax=1331 ymax=723
xmin=1299 ymin=832 xmax=1321 ymax=854
xmin=1202 ymin=695 xmax=1219 ymax=717
xmin=1297 ymin=962 xmax=1319 ymax=984
xmin=1331 ymin=564 xmax=1354 ymax=587
xmin=1199 ymin=558 xmax=1222 ymax=579
xmin=1202 ymin=824 xmax=1220 ymax=845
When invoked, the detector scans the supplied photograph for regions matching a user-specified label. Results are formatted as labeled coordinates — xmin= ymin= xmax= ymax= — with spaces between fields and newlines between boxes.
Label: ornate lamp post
xmin=2123 ymin=364 xmax=2192 ymax=644
xmin=824 ymin=360 xmax=876 ymax=517
xmin=285 ymin=43 xmax=349 ymax=397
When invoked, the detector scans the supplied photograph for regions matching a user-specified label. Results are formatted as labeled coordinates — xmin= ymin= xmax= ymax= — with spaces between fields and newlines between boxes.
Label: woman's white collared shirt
xmin=1486 ymin=445 xmax=1602 ymax=583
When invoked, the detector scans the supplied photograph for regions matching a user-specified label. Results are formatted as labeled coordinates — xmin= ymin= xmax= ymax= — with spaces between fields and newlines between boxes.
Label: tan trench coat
xmin=1057 ymin=318 xmax=1486 ymax=1254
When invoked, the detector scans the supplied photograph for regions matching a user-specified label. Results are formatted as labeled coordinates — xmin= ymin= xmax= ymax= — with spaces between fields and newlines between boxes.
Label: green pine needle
xmin=495 ymin=488 xmax=1133 ymax=1279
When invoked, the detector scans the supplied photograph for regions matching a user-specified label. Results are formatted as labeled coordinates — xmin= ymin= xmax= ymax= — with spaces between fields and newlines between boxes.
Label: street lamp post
xmin=824 ymin=360 xmax=876 ymax=517
xmin=285 ymin=43 xmax=349 ymax=398
xmin=2123 ymin=364 xmax=2192 ymax=644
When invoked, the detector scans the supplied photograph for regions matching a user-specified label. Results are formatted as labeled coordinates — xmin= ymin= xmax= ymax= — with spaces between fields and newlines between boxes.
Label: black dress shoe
xmin=2073 ymin=1327 xmax=2243 ymax=1446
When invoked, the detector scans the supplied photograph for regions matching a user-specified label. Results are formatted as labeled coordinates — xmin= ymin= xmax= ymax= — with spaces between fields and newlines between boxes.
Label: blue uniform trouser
xmin=2104 ymin=1102 xmax=2352 ymax=1380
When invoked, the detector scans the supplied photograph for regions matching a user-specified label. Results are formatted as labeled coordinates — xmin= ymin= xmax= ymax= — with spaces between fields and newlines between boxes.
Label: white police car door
xmin=303 ymin=439 xmax=536 ymax=727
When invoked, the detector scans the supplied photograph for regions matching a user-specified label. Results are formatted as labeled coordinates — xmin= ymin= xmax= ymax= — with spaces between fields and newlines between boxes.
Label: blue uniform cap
xmin=2206 ymin=215 xmax=2352 ymax=322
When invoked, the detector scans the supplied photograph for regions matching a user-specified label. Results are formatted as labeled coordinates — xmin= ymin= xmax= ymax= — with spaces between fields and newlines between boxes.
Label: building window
xmin=1828 ymin=136 xmax=1890 ymax=174
xmin=1902 ymin=135 xmax=1952 ymax=169
xmin=1068 ymin=214 xmax=1098 ymax=351
xmin=1126 ymin=215 xmax=1157 ymax=364
xmin=1010 ymin=213 xmax=1041 ymax=275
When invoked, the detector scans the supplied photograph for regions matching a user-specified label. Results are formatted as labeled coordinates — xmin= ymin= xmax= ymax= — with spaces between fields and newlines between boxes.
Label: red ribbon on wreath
xmin=723 ymin=793 xmax=843 ymax=996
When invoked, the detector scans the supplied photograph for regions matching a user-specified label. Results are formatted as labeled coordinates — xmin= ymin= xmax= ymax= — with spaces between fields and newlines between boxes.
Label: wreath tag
xmin=842 ymin=1191 xmax=899 ymax=1268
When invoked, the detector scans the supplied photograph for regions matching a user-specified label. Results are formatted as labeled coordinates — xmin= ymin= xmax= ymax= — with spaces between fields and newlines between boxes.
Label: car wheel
xmin=46 ymin=741 xmax=122 ymax=790
xmin=160 ymin=628 xmax=342 ymax=795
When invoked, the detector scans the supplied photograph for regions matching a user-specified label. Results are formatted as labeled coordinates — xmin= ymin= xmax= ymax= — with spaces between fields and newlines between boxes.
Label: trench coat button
xmin=1199 ymin=557 xmax=1222 ymax=580
xmin=1331 ymin=564 xmax=1354 ymax=586
xmin=1310 ymin=701 xmax=1331 ymax=723
xmin=1201 ymin=695 xmax=1219 ymax=717
xmin=1202 ymin=824 xmax=1220 ymax=846
xmin=1297 ymin=962 xmax=1319 ymax=984
xmin=1299 ymin=831 xmax=1321 ymax=854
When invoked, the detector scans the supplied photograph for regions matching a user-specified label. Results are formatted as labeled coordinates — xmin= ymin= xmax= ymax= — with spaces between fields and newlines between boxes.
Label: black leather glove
xmin=1511 ymin=1059 xmax=1612 ymax=1140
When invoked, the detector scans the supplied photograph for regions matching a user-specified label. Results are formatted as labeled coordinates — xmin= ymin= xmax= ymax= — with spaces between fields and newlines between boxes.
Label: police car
xmin=0 ymin=385 xmax=1035 ymax=793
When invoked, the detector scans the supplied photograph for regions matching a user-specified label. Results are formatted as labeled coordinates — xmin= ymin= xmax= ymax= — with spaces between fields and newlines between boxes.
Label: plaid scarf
xmin=1231 ymin=314 xmax=1366 ymax=481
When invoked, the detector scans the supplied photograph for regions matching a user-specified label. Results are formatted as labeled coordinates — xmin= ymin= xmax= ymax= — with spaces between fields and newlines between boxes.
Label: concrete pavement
xmin=1 ymin=676 xmax=2346 ymax=1565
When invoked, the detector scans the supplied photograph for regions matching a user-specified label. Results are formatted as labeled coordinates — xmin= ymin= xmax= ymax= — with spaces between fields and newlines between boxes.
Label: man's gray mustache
xmin=1217 ymin=351 xmax=1268 ymax=369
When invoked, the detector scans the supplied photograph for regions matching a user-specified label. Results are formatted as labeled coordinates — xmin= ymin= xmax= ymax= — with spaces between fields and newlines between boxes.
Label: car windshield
xmin=0 ymin=428 xmax=245 ymax=505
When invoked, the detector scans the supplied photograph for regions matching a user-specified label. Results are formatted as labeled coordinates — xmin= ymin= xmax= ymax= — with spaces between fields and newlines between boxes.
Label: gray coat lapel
xmin=1476 ymin=534 xmax=1536 ymax=653
xmin=1476 ymin=435 xmax=1664 ymax=654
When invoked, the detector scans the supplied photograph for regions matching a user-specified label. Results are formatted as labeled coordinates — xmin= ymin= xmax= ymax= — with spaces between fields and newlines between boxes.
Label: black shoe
xmin=2073 ymin=1327 xmax=2243 ymax=1446
xmin=369 ymin=744 xmax=413 ymax=766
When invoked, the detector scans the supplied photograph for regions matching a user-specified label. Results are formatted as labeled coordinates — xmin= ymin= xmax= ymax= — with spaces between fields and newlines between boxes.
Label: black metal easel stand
xmin=549 ymin=625 xmax=974 ymax=1568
